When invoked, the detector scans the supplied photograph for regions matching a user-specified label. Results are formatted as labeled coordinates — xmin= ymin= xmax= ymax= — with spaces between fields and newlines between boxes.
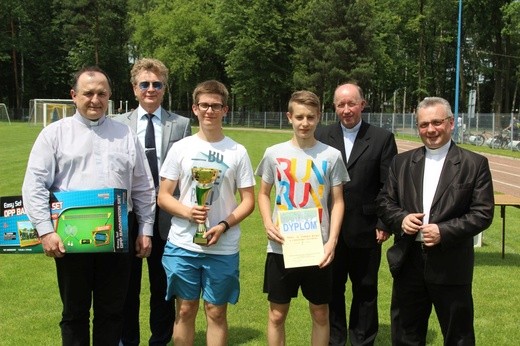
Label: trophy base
xmin=193 ymin=233 xmax=208 ymax=245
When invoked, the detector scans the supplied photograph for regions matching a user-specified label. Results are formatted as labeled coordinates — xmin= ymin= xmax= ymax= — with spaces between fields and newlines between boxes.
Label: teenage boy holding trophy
xmin=158 ymin=80 xmax=255 ymax=345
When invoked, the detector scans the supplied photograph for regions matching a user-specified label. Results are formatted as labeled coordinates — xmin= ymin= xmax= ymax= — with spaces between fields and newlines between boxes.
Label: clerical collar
xmin=341 ymin=121 xmax=361 ymax=134
xmin=75 ymin=113 xmax=106 ymax=127
xmin=425 ymin=141 xmax=451 ymax=157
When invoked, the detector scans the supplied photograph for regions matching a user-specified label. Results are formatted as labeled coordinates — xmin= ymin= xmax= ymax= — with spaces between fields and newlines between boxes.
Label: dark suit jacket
xmin=116 ymin=108 xmax=191 ymax=239
xmin=315 ymin=121 xmax=397 ymax=248
xmin=376 ymin=142 xmax=494 ymax=284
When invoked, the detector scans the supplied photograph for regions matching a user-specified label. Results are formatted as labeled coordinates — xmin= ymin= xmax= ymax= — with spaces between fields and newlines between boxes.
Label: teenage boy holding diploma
xmin=255 ymin=90 xmax=349 ymax=345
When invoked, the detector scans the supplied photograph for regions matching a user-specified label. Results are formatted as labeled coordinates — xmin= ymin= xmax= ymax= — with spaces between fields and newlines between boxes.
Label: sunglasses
xmin=138 ymin=81 xmax=164 ymax=91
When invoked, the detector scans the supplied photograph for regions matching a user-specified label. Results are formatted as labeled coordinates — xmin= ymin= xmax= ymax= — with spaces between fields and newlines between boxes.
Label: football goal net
xmin=28 ymin=99 xmax=114 ymax=126
xmin=0 ymin=103 xmax=10 ymax=124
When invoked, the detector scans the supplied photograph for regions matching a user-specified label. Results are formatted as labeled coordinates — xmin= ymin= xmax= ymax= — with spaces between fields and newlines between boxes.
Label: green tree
xmin=292 ymin=0 xmax=390 ymax=111
xmin=129 ymin=0 xmax=225 ymax=111
xmin=22 ymin=0 xmax=71 ymax=100
xmin=501 ymin=1 xmax=520 ymax=114
xmin=218 ymin=0 xmax=294 ymax=111
xmin=0 ymin=0 xmax=72 ymax=117
xmin=0 ymin=1 xmax=27 ymax=113
xmin=465 ymin=0 xmax=514 ymax=113
xmin=3 ymin=0 xmax=520 ymax=119
xmin=52 ymin=0 xmax=131 ymax=104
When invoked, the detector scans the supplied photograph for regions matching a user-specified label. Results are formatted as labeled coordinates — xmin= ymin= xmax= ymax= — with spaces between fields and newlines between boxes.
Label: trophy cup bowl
xmin=192 ymin=167 xmax=219 ymax=245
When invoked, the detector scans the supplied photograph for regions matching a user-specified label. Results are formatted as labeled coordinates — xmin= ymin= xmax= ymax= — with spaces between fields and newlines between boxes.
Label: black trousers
xmin=329 ymin=240 xmax=381 ymax=346
xmin=391 ymin=242 xmax=475 ymax=346
xmin=120 ymin=212 xmax=175 ymax=346
xmin=56 ymin=251 xmax=132 ymax=346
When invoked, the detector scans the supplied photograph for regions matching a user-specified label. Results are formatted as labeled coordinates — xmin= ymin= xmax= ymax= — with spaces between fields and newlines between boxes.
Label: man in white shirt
xmin=22 ymin=66 xmax=156 ymax=345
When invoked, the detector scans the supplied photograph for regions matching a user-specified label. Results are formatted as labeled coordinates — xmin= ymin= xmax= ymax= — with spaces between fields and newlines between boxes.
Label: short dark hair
xmin=72 ymin=66 xmax=112 ymax=92
xmin=192 ymin=80 xmax=229 ymax=105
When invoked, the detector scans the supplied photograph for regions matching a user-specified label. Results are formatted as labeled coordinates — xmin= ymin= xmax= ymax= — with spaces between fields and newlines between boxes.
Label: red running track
xmin=396 ymin=139 xmax=520 ymax=198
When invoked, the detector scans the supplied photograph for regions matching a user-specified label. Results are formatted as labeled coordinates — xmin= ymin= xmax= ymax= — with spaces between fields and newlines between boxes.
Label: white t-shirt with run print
xmin=255 ymin=140 xmax=349 ymax=254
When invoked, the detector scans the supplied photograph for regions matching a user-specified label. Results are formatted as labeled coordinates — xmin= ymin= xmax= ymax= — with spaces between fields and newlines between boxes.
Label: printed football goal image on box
xmin=1 ymin=189 xmax=128 ymax=254
xmin=16 ymin=220 xmax=39 ymax=248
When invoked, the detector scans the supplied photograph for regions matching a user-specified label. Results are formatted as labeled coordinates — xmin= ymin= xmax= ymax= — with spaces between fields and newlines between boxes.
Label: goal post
xmin=28 ymin=99 xmax=76 ymax=126
xmin=28 ymin=99 xmax=114 ymax=126
xmin=0 ymin=103 xmax=11 ymax=124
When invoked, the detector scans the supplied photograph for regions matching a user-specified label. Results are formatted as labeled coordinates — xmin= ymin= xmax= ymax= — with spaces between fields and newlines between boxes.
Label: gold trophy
xmin=192 ymin=167 xmax=219 ymax=245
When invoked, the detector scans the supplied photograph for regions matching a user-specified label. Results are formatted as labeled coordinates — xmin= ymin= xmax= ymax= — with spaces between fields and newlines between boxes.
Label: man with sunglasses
xmin=117 ymin=58 xmax=191 ymax=346
xmin=377 ymin=97 xmax=494 ymax=345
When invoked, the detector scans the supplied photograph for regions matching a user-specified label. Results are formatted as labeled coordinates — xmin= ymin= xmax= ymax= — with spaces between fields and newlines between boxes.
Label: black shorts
xmin=263 ymin=252 xmax=332 ymax=305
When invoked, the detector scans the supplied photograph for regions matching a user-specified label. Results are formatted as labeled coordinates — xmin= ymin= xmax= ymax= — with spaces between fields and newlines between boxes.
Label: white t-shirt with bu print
xmin=160 ymin=134 xmax=255 ymax=255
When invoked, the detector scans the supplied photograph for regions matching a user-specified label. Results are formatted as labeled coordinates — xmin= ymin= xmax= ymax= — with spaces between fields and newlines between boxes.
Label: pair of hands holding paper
xmin=264 ymin=221 xmax=336 ymax=269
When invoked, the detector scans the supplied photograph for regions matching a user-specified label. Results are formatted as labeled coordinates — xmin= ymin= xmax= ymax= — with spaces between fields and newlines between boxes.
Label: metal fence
xmin=3 ymin=107 xmax=518 ymax=150
xmin=217 ymin=111 xmax=520 ymax=151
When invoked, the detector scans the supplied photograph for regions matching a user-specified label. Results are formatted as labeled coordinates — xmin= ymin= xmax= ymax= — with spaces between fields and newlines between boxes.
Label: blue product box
xmin=1 ymin=188 xmax=128 ymax=254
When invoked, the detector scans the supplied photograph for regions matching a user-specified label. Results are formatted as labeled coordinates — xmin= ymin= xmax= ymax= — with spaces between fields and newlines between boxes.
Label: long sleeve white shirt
xmin=22 ymin=112 xmax=156 ymax=237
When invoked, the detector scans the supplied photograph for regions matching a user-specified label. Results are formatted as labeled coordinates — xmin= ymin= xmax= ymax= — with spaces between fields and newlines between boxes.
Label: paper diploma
xmin=278 ymin=208 xmax=324 ymax=268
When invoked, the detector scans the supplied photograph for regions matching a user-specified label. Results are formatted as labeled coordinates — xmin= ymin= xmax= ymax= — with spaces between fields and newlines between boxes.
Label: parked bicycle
xmin=461 ymin=130 xmax=487 ymax=146
xmin=488 ymin=130 xmax=511 ymax=149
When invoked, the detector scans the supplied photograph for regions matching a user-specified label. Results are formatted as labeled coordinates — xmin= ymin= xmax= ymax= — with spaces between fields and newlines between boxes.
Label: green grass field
xmin=0 ymin=122 xmax=519 ymax=345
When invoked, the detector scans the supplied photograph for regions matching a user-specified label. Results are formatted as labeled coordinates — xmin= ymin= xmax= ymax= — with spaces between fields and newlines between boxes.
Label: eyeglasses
xmin=138 ymin=81 xmax=164 ymax=91
xmin=197 ymin=103 xmax=224 ymax=112
xmin=417 ymin=116 xmax=451 ymax=129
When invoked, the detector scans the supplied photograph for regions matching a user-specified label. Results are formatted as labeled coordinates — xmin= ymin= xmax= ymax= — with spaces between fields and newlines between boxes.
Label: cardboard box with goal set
xmin=1 ymin=188 xmax=128 ymax=254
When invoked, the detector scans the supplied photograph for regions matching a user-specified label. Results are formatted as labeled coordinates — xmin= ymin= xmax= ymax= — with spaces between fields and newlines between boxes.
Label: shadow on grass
xmin=193 ymin=324 xmax=439 ymax=345
xmin=193 ymin=326 xmax=262 ymax=345
xmin=372 ymin=323 xmax=441 ymax=345
xmin=376 ymin=323 xmax=392 ymax=345
xmin=475 ymin=251 xmax=520 ymax=266
xmin=425 ymin=328 xmax=440 ymax=345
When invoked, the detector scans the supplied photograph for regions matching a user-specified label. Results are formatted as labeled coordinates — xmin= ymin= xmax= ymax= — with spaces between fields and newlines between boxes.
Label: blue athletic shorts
xmin=162 ymin=242 xmax=240 ymax=305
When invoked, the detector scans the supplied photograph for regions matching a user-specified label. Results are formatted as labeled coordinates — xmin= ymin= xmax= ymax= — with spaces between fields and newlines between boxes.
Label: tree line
xmin=1 ymin=0 xmax=520 ymax=119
